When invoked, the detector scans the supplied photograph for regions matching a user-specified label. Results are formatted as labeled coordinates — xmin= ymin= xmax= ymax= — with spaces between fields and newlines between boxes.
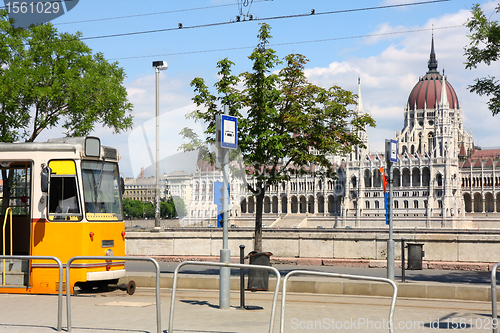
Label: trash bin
xmin=247 ymin=251 xmax=273 ymax=291
xmin=407 ymin=243 xmax=424 ymax=270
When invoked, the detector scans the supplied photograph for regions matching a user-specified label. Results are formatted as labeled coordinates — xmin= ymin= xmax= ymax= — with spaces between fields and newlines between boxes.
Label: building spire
xmin=352 ymin=77 xmax=369 ymax=161
xmin=356 ymin=77 xmax=364 ymax=115
xmin=428 ymin=35 xmax=438 ymax=73
xmin=439 ymin=75 xmax=449 ymax=108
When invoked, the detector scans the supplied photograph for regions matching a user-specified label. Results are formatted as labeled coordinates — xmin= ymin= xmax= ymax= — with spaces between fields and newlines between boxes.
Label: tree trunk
xmin=253 ymin=181 xmax=265 ymax=252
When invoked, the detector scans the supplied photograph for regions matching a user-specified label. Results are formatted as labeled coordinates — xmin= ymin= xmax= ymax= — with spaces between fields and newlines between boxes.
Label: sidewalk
xmin=0 ymin=287 xmax=493 ymax=332
xmin=124 ymin=271 xmax=496 ymax=302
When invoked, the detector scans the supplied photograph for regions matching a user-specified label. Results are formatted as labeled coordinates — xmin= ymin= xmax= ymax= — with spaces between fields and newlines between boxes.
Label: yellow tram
xmin=0 ymin=136 xmax=126 ymax=294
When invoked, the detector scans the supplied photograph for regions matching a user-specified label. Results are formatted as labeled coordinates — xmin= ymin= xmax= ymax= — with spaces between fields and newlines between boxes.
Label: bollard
xmin=238 ymin=244 xmax=246 ymax=309
xmin=401 ymin=238 xmax=406 ymax=283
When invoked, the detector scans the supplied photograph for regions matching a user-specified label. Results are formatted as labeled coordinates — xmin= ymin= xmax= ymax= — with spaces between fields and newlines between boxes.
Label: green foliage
xmin=123 ymin=198 xmax=153 ymax=219
xmin=0 ymin=11 xmax=133 ymax=142
xmin=123 ymin=197 xmax=186 ymax=219
xmin=172 ymin=196 xmax=187 ymax=217
xmin=180 ymin=23 xmax=375 ymax=251
xmin=464 ymin=3 xmax=500 ymax=116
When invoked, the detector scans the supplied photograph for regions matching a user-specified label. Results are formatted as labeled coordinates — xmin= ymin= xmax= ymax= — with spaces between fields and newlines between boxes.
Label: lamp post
xmin=152 ymin=61 xmax=168 ymax=228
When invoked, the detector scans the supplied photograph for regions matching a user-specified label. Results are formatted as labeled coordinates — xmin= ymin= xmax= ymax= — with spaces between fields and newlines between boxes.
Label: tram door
xmin=0 ymin=161 xmax=32 ymax=256
xmin=0 ymin=161 xmax=32 ymax=287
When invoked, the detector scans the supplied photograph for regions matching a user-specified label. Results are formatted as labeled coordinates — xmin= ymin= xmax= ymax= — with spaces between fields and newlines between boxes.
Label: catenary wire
xmin=53 ymin=0 xmax=271 ymax=26
xmin=4 ymin=0 xmax=451 ymax=48
xmin=77 ymin=0 xmax=451 ymax=42
xmin=110 ymin=24 xmax=464 ymax=61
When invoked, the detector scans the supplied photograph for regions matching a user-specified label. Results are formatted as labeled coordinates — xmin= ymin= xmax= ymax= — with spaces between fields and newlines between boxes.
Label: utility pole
xmin=152 ymin=60 xmax=168 ymax=228
xmin=220 ymin=105 xmax=230 ymax=309
xmin=385 ymin=139 xmax=397 ymax=281
xmin=216 ymin=105 xmax=238 ymax=309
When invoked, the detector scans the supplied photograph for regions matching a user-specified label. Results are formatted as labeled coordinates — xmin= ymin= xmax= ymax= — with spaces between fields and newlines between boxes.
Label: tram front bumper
xmin=87 ymin=269 xmax=126 ymax=281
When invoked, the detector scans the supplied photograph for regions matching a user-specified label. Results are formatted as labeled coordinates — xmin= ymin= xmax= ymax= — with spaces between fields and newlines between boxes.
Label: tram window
xmin=0 ymin=163 xmax=31 ymax=215
xmin=82 ymin=161 xmax=123 ymax=221
xmin=48 ymin=176 xmax=81 ymax=221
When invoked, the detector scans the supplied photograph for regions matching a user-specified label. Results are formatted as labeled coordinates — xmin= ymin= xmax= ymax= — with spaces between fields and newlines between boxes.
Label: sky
xmin=29 ymin=0 xmax=500 ymax=178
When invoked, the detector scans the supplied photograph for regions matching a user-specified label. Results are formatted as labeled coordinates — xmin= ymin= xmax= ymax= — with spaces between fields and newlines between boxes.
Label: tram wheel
xmin=126 ymin=280 xmax=136 ymax=295
xmin=76 ymin=281 xmax=96 ymax=292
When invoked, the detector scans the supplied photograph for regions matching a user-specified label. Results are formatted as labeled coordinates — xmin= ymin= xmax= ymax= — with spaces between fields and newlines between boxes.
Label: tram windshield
xmin=81 ymin=161 xmax=123 ymax=221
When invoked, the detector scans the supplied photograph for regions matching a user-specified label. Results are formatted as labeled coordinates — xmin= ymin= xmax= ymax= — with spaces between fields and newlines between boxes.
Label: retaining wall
xmin=125 ymin=230 xmax=500 ymax=263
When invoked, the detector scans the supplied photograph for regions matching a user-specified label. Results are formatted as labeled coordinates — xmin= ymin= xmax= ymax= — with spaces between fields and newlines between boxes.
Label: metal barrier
xmin=169 ymin=261 xmax=281 ymax=333
xmin=66 ymin=256 xmax=161 ymax=333
xmin=491 ymin=262 xmax=500 ymax=333
xmin=280 ymin=270 xmax=398 ymax=333
xmin=0 ymin=255 xmax=63 ymax=331
xmin=2 ymin=207 xmax=13 ymax=286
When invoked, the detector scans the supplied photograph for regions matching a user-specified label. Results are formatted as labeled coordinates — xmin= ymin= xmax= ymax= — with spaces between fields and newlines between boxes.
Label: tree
xmin=464 ymin=3 xmax=500 ymax=116
xmin=181 ymin=23 xmax=374 ymax=252
xmin=0 ymin=11 xmax=133 ymax=142
xmin=172 ymin=196 xmax=187 ymax=218
xmin=122 ymin=198 xmax=155 ymax=219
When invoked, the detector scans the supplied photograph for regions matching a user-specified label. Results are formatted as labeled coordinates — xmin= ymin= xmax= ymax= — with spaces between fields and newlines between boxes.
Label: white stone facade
xmin=183 ymin=38 xmax=500 ymax=227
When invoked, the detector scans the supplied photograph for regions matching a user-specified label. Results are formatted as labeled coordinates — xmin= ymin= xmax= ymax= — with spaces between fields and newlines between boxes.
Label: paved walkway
xmin=0 ymin=287 xmax=494 ymax=332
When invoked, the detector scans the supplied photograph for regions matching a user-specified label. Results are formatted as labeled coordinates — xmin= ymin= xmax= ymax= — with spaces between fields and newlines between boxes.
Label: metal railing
xmin=0 ymin=255 xmax=63 ymax=331
xmin=2 ymin=207 xmax=12 ymax=285
xmin=66 ymin=256 xmax=161 ymax=333
xmin=491 ymin=262 xmax=500 ymax=333
xmin=280 ymin=270 xmax=398 ymax=333
xmin=169 ymin=261 xmax=281 ymax=333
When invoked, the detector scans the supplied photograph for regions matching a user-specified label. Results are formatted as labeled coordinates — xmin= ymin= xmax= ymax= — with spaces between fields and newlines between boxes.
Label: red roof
xmin=408 ymin=72 xmax=459 ymax=110
xmin=459 ymin=143 xmax=466 ymax=156
xmin=407 ymin=37 xmax=459 ymax=111
xmin=470 ymin=149 xmax=500 ymax=159
xmin=197 ymin=159 xmax=216 ymax=172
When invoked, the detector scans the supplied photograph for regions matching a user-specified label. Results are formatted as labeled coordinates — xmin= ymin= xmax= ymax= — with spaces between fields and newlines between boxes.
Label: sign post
xmin=385 ymin=139 xmax=398 ymax=281
xmin=216 ymin=107 xmax=238 ymax=309
xmin=214 ymin=181 xmax=230 ymax=227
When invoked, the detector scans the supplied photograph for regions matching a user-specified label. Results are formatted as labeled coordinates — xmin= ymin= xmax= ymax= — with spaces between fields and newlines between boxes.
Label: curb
xmin=122 ymin=274 xmax=495 ymax=303
xmin=146 ymin=255 xmax=496 ymax=271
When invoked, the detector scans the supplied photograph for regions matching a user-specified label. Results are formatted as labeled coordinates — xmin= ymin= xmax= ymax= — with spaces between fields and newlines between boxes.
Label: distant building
xmin=164 ymin=170 xmax=192 ymax=209
xmin=123 ymin=168 xmax=192 ymax=217
xmin=123 ymin=168 xmax=157 ymax=203
xmin=182 ymin=37 xmax=500 ymax=227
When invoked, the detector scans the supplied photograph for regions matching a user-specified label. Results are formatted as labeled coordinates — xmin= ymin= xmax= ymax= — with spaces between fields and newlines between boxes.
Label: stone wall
xmin=125 ymin=230 xmax=500 ymax=263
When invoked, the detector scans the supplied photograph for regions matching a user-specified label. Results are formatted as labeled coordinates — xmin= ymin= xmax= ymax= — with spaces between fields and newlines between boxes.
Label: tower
xmin=351 ymin=78 xmax=370 ymax=162
xmin=393 ymin=36 xmax=472 ymax=219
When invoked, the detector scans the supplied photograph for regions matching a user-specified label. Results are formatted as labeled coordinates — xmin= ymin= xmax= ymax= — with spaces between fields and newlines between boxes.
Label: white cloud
xmin=303 ymin=4 xmax=500 ymax=153
xmin=127 ymin=104 xmax=205 ymax=177
xmin=115 ymin=72 xmax=205 ymax=176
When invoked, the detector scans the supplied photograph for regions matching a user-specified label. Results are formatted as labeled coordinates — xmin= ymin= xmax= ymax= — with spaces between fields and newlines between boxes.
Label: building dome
xmin=407 ymin=38 xmax=459 ymax=111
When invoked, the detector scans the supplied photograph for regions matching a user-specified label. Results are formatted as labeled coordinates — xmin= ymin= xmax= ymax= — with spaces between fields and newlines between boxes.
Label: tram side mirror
xmin=41 ymin=166 xmax=51 ymax=193
xmin=120 ymin=176 xmax=125 ymax=196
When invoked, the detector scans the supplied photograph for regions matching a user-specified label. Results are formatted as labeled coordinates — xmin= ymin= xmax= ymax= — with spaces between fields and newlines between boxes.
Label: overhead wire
xmin=4 ymin=0 xmax=452 ymax=48
xmin=110 ymin=24 xmax=464 ymax=61
xmin=54 ymin=0 xmax=270 ymax=26
xmin=74 ymin=0 xmax=452 ymax=42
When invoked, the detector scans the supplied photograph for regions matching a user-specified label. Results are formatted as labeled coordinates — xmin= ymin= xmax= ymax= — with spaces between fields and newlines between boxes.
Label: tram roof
xmin=0 ymin=137 xmax=118 ymax=161
xmin=0 ymin=141 xmax=81 ymax=152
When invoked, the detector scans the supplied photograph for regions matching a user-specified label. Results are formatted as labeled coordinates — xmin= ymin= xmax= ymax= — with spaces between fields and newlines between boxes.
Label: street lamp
xmin=152 ymin=60 xmax=168 ymax=228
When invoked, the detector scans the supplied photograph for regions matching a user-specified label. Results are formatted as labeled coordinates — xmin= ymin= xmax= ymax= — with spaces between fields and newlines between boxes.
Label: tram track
xmin=117 ymin=287 xmax=491 ymax=312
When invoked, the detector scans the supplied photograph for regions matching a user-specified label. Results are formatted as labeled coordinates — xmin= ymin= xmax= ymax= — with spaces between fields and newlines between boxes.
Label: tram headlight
xmin=105 ymin=249 xmax=113 ymax=269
